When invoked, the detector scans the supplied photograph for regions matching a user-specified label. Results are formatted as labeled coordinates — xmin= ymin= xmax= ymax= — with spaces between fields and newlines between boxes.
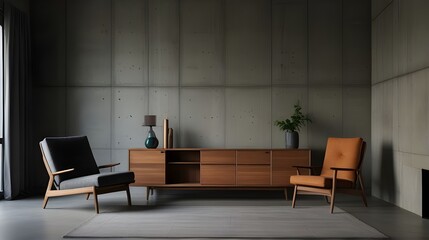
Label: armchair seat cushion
xmin=290 ymin=175 xmax=353 ymax=188
xmin=60 ymin=171 xmax=135 ymax=190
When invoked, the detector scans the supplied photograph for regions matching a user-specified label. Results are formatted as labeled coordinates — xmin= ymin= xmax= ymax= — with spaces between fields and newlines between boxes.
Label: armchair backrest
xmin=40 ymin=136 xmax=100 ymax=184
xmin=320 ymin=137 xmax=364 ymax=182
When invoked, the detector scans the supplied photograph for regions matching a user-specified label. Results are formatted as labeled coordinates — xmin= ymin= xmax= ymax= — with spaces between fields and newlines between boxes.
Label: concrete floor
xmin=0 ymin=187 xmax=428 ymax=240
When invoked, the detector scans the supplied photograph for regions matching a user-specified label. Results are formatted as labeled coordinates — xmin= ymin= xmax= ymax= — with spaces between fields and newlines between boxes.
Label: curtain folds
xmin=3 ymin=2 xmax=32 ymax=199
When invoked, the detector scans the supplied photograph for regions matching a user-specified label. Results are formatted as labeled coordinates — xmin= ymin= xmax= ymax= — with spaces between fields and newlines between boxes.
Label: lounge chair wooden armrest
xmin=52 ymin=168 xmax=74 ymax=176
xmin=98 ymin=163 xmax=120 ymax=169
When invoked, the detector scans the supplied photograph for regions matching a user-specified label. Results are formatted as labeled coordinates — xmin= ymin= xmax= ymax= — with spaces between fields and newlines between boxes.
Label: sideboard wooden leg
xmin=146 ymin=187 xmax=150 ymax=201
xmin=284 ymin=188 xmax=289 ymax=201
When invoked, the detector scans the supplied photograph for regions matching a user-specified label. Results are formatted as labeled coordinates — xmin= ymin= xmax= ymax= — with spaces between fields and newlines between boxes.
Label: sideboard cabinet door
xmin=129 ymin=150 xmax=165 ymax=185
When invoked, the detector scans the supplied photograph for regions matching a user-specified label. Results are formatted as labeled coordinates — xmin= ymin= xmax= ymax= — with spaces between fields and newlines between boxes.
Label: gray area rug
xmin=64 ymin=205 xmax=386 ymax=239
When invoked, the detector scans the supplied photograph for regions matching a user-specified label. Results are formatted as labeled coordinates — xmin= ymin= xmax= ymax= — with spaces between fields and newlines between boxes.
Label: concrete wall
xmin=30 ymin=0 xmax=371 ymax=193
xmin=372 ymin=0 xmax=429 ymax=216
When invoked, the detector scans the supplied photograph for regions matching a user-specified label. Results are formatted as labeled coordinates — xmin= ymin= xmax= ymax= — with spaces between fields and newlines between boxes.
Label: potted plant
xmin=275 ymin=103 xmax=311 ymax=149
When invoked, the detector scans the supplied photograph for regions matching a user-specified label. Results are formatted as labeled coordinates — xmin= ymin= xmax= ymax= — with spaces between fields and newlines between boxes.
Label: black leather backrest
xmin=40 ymin=136 xmax=100 ymax=183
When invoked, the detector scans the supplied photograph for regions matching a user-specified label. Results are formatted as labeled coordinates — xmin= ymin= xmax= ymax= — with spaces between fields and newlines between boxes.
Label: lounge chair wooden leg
xmin=150 ymin=187 xmax=154 ymax=195
xmin=43 ymin=177 xmax=54 ymax=209
xmin=292 ymin=185 xmax=298 ymax=208
xmin=126 ymin=186 xmax=132 ymax=206
xmin=93 ymin=189 xmax=99 ymax=214
xmin=86 ymin=193 xmax=91 ymax=200
xmin=358 ymin=172 xmax=368 ymax=207
xmin=42 ymin=195 xmax=49 ymax=209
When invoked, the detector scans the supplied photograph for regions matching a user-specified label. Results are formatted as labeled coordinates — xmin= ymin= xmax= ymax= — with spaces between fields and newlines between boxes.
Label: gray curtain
xmin=3 ymin=2 xmax=32 ymax=200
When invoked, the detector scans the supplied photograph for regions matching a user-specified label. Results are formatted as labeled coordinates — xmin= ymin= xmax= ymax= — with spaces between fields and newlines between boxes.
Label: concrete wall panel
xmin=112 ymin=149 xmax=130 ymax=172
xmin=225 ymin=0 xmax=271 ymax=86
xmin=343 ymin=0 xmax=371 ymax=85
xmin=112 ymin=87 xmax=148 ymax=149
xmin=272 ymin=0 xmax=307 ymax=85
xmin=401 ymin=163 xmax=422 ymax=215
xmin=113 ymin=0 xmax=148 ymax=86
xmin=66 ymin=0 xmax=111 ymax=86
xmin=308 ymin=0 xmax=341 ymax=85
xmin=343 ymin=86 xmax=371 ymax=189
xmin=31 ymin=0 xmax=65 ymax=86
xmin=66 ymin=87 xmax=111 ymax=148
xmin=402 ymin=0 xmax=429 ymax=73
xmin=226 ymin=88 xmax=271 ymax=148
xmin=149 ymin=0 xmax=179 ymax=86
xmin=180 ymin=0 xmax=224 ymax=86
xmin=180 ymin=88 xmax=225 ymax=148
xmin=397 ymin=76 xmax=412 ymax=153
xmin=410 ymin=70 xmax=429 ymax=155
xmin=308 ymin=87 xmax=342 ymax=148
xmin=33 ymin=87 xmax=66 ymax=138
xmin=371 ymin=83 xmax=382 ymax=197
xmin=372 ymin=3 xmax=395 ymax=84
xmin=92 ymin=149 xmax=112 ymax=169
xmin=271 ymin=87 xmax=308 ymax=148
xmin=149 ymin=87 xmax=180 ymax=148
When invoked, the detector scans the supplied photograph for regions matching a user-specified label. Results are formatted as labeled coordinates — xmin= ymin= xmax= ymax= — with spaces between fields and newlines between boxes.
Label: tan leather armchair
xmin=290 ymin=137 xmax=367 ymax=213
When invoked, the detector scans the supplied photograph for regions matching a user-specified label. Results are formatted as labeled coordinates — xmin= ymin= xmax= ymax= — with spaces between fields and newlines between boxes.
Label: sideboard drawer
xmin=236 ymin=165 xmax=270 ymax=185
xmin=130 ymin=150 xmax=165 ymax=164
xmin=201 ymin=165 xmax=236 ymax=185
xmin=201 ymin=150 xmax=236 ymax=164
xmin=236 ymin=150 xmax=270 ymax=165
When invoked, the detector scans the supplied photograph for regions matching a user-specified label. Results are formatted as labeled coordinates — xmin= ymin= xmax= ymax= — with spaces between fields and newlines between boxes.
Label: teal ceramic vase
xmin=145 ymin=126 xmax=159 ymax=149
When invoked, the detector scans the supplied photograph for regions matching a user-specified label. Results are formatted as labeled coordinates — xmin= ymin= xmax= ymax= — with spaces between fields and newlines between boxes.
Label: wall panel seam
xmin=372 ymin=65 xmax=429 ymax=86
xmin=372 ymin=0 xmax=394 ymax=22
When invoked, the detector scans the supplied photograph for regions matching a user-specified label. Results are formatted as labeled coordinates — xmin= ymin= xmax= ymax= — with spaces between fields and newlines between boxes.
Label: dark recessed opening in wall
xmin=423 ymin=169 xmax=429 ymax=219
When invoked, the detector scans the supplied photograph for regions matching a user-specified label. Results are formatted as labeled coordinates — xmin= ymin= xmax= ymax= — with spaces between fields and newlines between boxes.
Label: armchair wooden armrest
xmin=330 ymin=167 xmax=358 ymax=171
xmin=52 ymin=168 xmax=74 ymax=176
xmin=293 ymin=165 xmax=322 ymax=169
xmin=98 ymin=163 xmax=120 ymax=169
xmin=293 ymin=166 xmax=322 ymax=175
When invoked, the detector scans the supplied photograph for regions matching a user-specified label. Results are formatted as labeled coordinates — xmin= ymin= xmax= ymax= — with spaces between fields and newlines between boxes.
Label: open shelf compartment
xmin=166 ymin=150 xmax=200 ymax=184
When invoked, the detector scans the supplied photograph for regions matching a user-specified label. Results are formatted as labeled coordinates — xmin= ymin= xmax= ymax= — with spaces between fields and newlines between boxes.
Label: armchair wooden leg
xmin=86 ymin=193 xmax=91 ymax=200
xmin=324 ymin=196 xmax=330 ymax=204
xmin=330 ymin=171 xmax=338 ymax=214
xmin=93 ymin=189 xmax=99 ymax=214
xmin=329 ymin=191 xmax=336 ymax=214
xmin=292 ymin=185 xmax=298 ymax=208
xmin=284 ymin=188 xmax=289 ymax=201
xmin=150 ymin=187 xmax=154 ymax=196
xmin=357 ymin=172 xmax=368 ymax=207
xmin=126 ymin=186 xmax=132 ymax=206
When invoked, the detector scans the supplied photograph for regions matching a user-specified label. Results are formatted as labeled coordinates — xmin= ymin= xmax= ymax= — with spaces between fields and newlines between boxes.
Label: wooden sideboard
xmin=129 ymin=148 xmax=310 ymax=199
